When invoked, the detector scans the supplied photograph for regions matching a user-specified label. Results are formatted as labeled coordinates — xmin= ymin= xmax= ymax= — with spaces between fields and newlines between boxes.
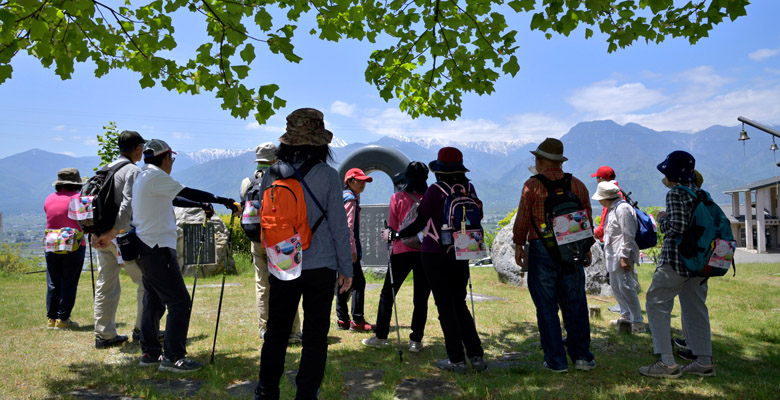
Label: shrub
xmin=219 ymin=213 xmax=250 ymax=255
xmin=0 ymin=243 xmax=42 ymax=274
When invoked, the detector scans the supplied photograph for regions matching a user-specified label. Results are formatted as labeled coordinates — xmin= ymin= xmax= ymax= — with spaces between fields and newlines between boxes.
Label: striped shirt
xmin=657 ymin=182 xmax=699 ymax=277
xmin=512 ymin=166 xmax=592 ymax=247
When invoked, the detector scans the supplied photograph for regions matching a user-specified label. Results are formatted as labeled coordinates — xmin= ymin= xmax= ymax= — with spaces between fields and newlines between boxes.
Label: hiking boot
xmin=337 ymin=320 xmax=350 ymax=330
xmin=138 ymin=353 xmax=163 ymax=367
xmin=632 ymin=322 xmax=646 ymax=334
xmin=470 ymin=356 xmax=488 ymax=372
xmin=575 ymin=359 xmax=597 ymax=371
xmin=434 ymin=358 xmax=468 ymax=373
xmin=673 ymin=337 xmax=689 ymax=350
xmin=95 ymin=334 xmax=128 ymax=349
xmin=158 ymin=357 xmax=203 ymax=373
xmin=132 ymin=329 xmax=165 ymax=342
xmin=362 ymin=336 xmax=388 ymax=348
xmin=408 ymin=340 xmax=423 ymax=353
xmin=349 ymin=320 xmax=375 ymax=332
xmin=543 ymin=362 xmax=568 ymax=373
xmin=681 ymin=361 xmax=716 ymax=377
xmin=638 ymin=359 xmax=682 ymax=378
xmin=54 ymin=319 xmax=79 ymax=330
xmin=46 ymin=318 xmax=56 ymax=330
xmin=676 ymin=349 xmax=696 ymax=361
xmin=288 ymin=332 xmax=303 ymax=345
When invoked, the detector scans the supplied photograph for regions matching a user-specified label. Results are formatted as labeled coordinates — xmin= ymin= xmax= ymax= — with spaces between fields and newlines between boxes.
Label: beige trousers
xmin=93 ymin=242 xmax=144 ymax=339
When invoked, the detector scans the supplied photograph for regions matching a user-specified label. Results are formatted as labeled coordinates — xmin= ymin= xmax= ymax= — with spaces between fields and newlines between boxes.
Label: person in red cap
xmin=336 ymin=168 xmax=375 ymax=332
xmin=591 ymin=165 xmax=622 ymax=242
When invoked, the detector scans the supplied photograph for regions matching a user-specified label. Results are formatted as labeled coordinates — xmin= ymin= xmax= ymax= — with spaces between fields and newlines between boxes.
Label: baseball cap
xmin=255 ymin=142 xmax=277 ymax=163
xmin=591 ymin=166 xmax=616 ymax=180
xmin=344 ymin=168 xmax=373 ymax=185
xmin=143 ymin=139 xmax=177 ymax=158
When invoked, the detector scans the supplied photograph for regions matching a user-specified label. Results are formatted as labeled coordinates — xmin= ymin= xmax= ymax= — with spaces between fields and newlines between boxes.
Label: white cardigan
xmin=603 ymin=199 xmax=640 ymax=272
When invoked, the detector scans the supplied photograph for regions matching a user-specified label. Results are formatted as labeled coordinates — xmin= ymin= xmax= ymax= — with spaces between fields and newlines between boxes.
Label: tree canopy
xmin=0 ymin=0 xmax=749 ymax=122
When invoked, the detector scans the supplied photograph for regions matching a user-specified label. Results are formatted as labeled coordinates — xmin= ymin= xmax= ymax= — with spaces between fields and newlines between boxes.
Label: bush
xmin=0 ymin=243 xmax=42 ymax=274
xmin=219 ymin=213 xmax=250 ymax=256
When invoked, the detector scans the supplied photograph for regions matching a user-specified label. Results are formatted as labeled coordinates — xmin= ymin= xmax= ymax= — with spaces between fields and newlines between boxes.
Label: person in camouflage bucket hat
xmin=279 ymin=108 xmax=333 ymax=146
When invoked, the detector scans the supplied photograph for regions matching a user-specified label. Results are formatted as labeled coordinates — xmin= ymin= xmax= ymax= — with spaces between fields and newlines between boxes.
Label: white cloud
xmin=359 ymin=108 xmax=421 ymax=137
xmin=749 ymin=48 xmax=779 ymax=62
xmin=245 ymin=122 xmax=284 ymax=133
xmin=52 ymin=136 xmax=64 ymax=142
xmin=83 ymin=138 xmax=98 ymax=146
xmin=674 ymin=66 xmax=732 ymax=104
xmin=566 ymin=80 xmax=667 ymax=116
xmin=70 ymin=135 xmax=82 ymax=140
xmin=60 ymin=151 xmax=76 ymax=157
xmin=331 ymin=101 xmax=357 ymax=117
xmin=172 ymin=132 xmax=192 ymax=139
xmin=53 ymin=125 xmax=65 ymax=131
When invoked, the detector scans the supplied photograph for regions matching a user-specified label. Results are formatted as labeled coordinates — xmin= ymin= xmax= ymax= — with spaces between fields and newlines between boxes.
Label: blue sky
xmin=1 ymin=2 xmax=779 ymax=158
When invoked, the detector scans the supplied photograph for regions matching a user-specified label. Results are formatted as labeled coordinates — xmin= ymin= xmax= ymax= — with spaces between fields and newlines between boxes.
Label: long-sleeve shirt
xmin=512 ymin=166 xmax=592 ymax=247
xmin=594 ymin=180 xmax=623 ymax=241
xmin=107 ymin=155 xmax=141 ymax=233
xmin=657 ymin=182 xmax=699 ymax=277
xmin=344 ymin=190 xmax=360 ymax=257
xmin=603 ymin=198 xmax=639 ymax=272
xmin=260 ymin=161 xmax=353 ymax=278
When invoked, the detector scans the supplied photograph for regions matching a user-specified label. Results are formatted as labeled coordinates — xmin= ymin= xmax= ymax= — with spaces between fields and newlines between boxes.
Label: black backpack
xmin=240 ymin=172 xmax=265 ymax=242
xmin=75 ymin=161 xmax=132 ymax=235
xmin=532 ymin=173 xmax=595 ymax=270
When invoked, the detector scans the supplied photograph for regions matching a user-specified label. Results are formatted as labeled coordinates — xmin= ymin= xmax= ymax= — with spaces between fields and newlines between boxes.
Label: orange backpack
xmin=260 ymin=177 xmax=312 ymax=250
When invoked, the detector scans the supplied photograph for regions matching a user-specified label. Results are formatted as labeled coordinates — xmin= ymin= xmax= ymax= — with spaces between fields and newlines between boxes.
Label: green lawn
xmin=0 ymin=253 xmax=778 ymax=399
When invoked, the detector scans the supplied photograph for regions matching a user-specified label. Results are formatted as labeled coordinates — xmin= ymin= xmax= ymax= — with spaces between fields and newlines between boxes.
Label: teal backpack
xmin=675 ymin=186 xmax=736 ymax=278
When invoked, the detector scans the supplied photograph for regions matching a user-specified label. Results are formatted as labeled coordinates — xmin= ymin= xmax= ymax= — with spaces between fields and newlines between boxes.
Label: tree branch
xmin=453 ymin=3 xmax=495 ymax=51
xmin=427 ymin=0 xmax=439 ymax=95
xmin=437 ymin=21 xmax=466 ymax=78
xmin=198 ymin=0 xmax=266 ymax=42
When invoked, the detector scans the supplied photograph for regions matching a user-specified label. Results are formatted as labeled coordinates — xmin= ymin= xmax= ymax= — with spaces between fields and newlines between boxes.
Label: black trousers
xmin=422 ymin=251 xmax=483 ymax=363
xmin=256 ymin=267 xmax=337 ymax=400
xmin=137 ymin=244 xmax=190 ymax=360
xmin=374 ymin=251 xmax=430 ymax=342
xmin=335 ymin=261 xmax=366 ymax=323
xmin=45 ymin=246 xmax=85 ymax=321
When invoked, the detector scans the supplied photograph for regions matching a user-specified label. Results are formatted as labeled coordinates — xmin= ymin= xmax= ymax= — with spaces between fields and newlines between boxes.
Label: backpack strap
xmin=402 ymin=191 xmax=420 ymax=206
xmin=432 ymin=182 xmax=451 ymax=196
xmin=292 ymin=160 xmax=328 ymax=234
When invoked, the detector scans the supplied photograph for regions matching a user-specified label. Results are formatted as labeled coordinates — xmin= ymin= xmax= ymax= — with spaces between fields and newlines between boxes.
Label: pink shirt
xmin=345 ymin=194 xmax=359 ymax=256
xmin=44 ymin=190 xmax=85 ymax=244
xmin=389 ymin=191 xmax=422 ymax=254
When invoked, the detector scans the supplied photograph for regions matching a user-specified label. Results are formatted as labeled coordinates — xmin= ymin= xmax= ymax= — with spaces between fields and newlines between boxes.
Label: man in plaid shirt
xmin=639 ymin=150 xmax=715 ymax=378
xmin=512 ymin=138 xmax=596 ymax=373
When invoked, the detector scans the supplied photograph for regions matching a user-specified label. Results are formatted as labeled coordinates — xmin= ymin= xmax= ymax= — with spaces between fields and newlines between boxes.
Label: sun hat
xmin=118 ymin=130 xmax=146 ymax=150
xmin=657 ymin=150 xmax=695 ymax=183
xmin=52 ymin=167 xmax=83 ymax=186
xmin=143 ymin=139 xmax=177 ymax=158
xmin=591 ymin=166 xmax=616 ymax=180
xmin=344 ymin=168 xmax=373 ymax=185
xmin=254 ymin=142 xmax=277 ymax=163
xmin=530 ymin=138 xmax=568 ymax=162
xmin=279 ymin=108 xmax=333 ymax=146
xmin=429 ymin=147 xmax=469 ymax=173
xmin=592 ymin=181 xmax=621 ymax=201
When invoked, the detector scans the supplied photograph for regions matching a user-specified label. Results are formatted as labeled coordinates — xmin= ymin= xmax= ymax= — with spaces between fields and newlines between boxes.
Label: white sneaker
xmin=361 ymin=336 xmax=388 ymax=348
xmin=408 ymin=340 xmax=423 ymax=353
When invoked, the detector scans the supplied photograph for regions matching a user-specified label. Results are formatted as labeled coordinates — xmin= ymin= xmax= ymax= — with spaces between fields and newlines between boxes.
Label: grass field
xmin=1 ymin=253 xmax=778 ymax=399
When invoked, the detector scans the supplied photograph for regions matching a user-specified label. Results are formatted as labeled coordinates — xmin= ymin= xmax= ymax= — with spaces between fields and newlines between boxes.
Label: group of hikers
xmin=43 ymin=107 xmax=727 ymax=399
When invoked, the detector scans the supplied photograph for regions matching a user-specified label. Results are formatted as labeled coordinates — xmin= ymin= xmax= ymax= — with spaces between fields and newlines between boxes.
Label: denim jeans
xmin=335 ymin=261 xmax=366 ymax=323
xmin=256 ymin=267 xmax=337 ymax=400
xmin=45 ymin=246 xmax=86 ymax=321
xmin=136 ymin=244 xmax=190 ymax=360
xmin=527 ymin=240 xmax=593 ymax=370
xmin=374 ymin=251 xmax=430 ymax=342
xmin=422 ymin=251 xmax=483 ymax=363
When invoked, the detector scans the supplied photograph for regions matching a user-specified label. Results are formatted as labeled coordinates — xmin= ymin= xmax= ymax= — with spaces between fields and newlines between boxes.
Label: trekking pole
xmin=88 ymin=235 xmax=95 ymax=298
xmin=384 ymin=221 xmax=403 ymax=363
xmin=211 ymin=210 xmax=236 ymax=364
xmin=185 ymin=213 xmax=208 ymax=338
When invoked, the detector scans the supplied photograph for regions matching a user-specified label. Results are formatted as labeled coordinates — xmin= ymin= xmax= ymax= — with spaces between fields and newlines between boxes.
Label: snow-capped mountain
xmin=331 ymin=137 xmax=348 ymax=148
xmin=387 ymin=135 xmax=532 ymax=155
xmin=184 ymin=148 xmax=252 ymax=164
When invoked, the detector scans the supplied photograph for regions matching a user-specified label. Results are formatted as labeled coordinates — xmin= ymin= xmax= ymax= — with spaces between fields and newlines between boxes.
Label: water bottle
xmin=441 ymin=224 xmax=453 ymax=246
xmin=540 ymin=223 xmax=556 ymax=249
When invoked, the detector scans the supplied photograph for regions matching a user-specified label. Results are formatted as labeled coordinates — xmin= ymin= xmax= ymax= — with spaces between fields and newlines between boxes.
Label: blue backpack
xmin=675 ymin=186 xmax=736 ymax=277
xmin=620 ymin=191 xmax=658 ymax=250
